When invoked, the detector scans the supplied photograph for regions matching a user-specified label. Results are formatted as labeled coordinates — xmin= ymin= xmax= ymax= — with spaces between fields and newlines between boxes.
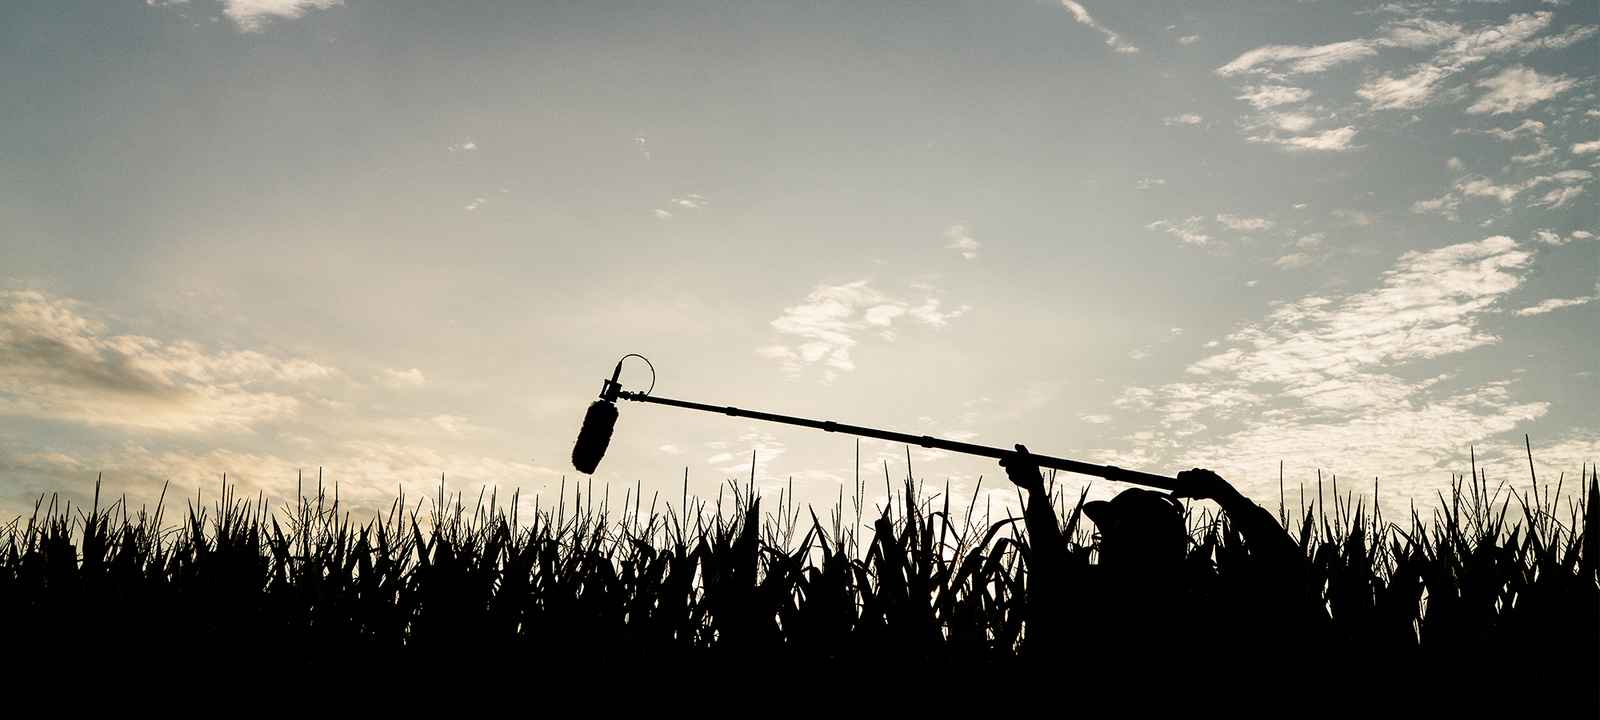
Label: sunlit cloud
xmin=945 ymin=225 xmax=981 ymax=259
xmin=0 ymin=291 xmax=335 ymax=432
xmin=1486 ymin=120 xmax=1545 ymax=141
xmin=1216 ymin=214 xmax=1274 ymax=231
xmin=1248 ymin=126 xmax=1362 ymax=151
xmin=1235 ymin=85 xmax=1314 ymax=110
xmin=221 ymin=0 xmax=342 ymax=32
xmin=1466 ymin=66 xmax=1579 ymax=115
xmin=1215 ymin=40 xmax=1376 ymax=79
xmin=1514 ymin=285 xmax=1600 ymax=316
xmin=1146 ymin=216 xmax=1211 ymax=245
xmin=756 ymin=280 xmax=968 ymax=381
xmin=1104 ymin=236 xmax=1550 ymax=501
xmin=1164 ymin=114 xmax=1203 ymax=125
xmin=1414 ymin=170 xmax=1592 ymax=218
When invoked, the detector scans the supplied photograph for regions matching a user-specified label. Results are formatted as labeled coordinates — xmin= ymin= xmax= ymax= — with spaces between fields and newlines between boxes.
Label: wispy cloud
xmin=1352 ymin=13 xmax=1582 ymax=112
xmin=1514 ymin=285 xmax=1600 ymax=316
xmin=1164 ymin=114 xmax=1204 ymax=125
xmin=1215 ymin=40 xmax=1377 ymax=79
xmin=1104 ymin=237 xmax=1548 ymax=498
xmin=1219 ymin=11 xmax=1592 ymax=164
xmin=1248 ymin=126 xmax=1362 ymax=151
xmin=756 ymin=281 xmax=968 ymax=381
xmin=1235 ymin=85 xmax=1314 ymax=110
xmin=656 ymin=194 xmax=706 ymax=219
xmin=1146 ymin=216 xmax=1211 ymax=245
xmin=945 ymin=225 xmax=981 ymax=259
xmin=1059 ymin=1 xmax=1139 ymax=54
xmin=1216 ymin=214 xmax=1274 ymax=231
xmin=1412 ymin=170 xmax=1592 ymax=218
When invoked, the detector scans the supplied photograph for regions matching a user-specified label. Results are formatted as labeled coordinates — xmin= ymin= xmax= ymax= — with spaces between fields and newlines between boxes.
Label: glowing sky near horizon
xmin=1 ymin=0 xmax=1595 ymax=525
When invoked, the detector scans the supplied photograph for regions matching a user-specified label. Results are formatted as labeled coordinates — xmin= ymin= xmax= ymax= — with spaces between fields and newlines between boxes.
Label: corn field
xmin=2 ymin=466 xmax=1594 ymax=714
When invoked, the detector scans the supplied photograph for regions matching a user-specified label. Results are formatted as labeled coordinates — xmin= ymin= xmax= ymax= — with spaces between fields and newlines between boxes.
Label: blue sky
xmin=1 ymin=0 xmax=1595 ymax=524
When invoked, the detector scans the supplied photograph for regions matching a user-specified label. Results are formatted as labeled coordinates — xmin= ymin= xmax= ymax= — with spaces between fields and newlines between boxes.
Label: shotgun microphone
xmin=571 ymin=354 xmax=653 ymax=474
xmin=571 ymin=399 xmax=618 ymax=475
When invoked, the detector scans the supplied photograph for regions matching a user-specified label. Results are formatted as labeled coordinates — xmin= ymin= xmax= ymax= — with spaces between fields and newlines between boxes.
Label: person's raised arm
xmin=1000 ymin=445 xmax=1066 ymax=563
xmin=1171 ymin=468 xmax=1298 ymax=565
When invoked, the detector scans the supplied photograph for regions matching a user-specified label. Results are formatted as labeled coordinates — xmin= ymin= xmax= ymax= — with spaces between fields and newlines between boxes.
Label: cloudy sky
xmin=1 ymin=0 xmax=1594 ymax=526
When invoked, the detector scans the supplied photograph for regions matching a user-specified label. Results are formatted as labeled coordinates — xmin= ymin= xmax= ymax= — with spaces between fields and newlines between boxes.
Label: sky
xmin=1 ymin=0 xmax=1595 ymax=530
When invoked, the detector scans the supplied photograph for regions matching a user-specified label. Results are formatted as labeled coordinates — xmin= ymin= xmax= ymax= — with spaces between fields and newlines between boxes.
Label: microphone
xmin=571 ymin=399 xmax=618 ymax=475
xmin=572 ymin=358 xmax=631 ymax=474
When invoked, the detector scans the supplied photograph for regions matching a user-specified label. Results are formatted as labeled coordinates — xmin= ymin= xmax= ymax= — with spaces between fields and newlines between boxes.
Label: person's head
xmin=1083 ymin=488 xmax=1186 ymax=576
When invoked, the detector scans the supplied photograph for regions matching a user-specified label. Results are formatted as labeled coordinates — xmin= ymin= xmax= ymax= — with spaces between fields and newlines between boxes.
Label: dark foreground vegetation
xmin=3 ymin=465 xmax=1595 ymax=714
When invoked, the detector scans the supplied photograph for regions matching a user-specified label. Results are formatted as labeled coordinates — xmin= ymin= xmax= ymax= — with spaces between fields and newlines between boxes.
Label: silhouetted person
xmin=1000 ymin=445 xmax=1308 ymax=702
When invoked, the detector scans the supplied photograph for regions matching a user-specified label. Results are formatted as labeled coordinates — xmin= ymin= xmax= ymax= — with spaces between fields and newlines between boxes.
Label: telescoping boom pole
xmin=613 ymin=390 xmax=1178 ymax=492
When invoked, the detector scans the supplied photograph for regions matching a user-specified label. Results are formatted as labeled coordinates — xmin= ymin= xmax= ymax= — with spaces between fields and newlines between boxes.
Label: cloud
xmin=1357 ymin=65 xmax=1456 ymax=110
xmin=1216 ymin=214 xmax=1274 ymax=231
xmin=1513 ymin=20 xmax=1598 ymax=54
xmin=1164 ymin=114 xmax=1204 ymax=125
xmin=1514 ymin=286 xmax=1600 ymax=316
xmin=1527 ymin=184 xmax=1585 ymax=209
xmin=1413 ymin=170 xmax=1592 ymax=218
xmin=1466 ymin=66 xmax=1579 ymax=115
xmin=1059 ymin=1 xmax=1139 ymax=54
xmin=1135 ymin=178 xmax=1167 ymax=190
xmin=945 ymin=225 xmax=981 ymax=259
xmin=465 ymin=198 xmax=487 ymax=211
xmin=1248 ymin=126 xmax=1362 ymax=151
xmin=757 ymin=281 xmax=968 ymax=381
xmin=1486 ymin=119 xmax=1546 ymax=141
xmin=0 ymin=291 xmax=337 ymax=432
xmin=1146 ymin=216 xmax=1211 ymax=245
xmin=1236 ymin=85 xmax=1314 ymax=110
xmin=222 ymin=0 xmax=342 ymax=32
xmin=1104 ymin=237 xmax=1550 ymax=502
xmin=1215 ymin=40 xmax=1377 ymax=78
xmin=1573 ymin=140 xmax=1600 ymax=154
xmin=1356 ymin=13 xmax=1564 ymax=112
xmin=673 ymin=194 xmax=706 ymax=209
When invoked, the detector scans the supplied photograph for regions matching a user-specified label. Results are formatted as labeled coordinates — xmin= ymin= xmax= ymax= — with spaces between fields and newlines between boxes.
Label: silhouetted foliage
xmin=2 ymin=466 xmax=1593 ymax=714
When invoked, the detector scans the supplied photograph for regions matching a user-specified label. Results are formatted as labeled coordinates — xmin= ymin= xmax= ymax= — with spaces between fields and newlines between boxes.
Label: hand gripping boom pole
xmin=572 ymin=357 xmax=1177 ymax=490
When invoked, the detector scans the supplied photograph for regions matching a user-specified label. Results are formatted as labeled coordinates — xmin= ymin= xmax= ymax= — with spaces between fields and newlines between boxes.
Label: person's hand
xmin=1171 ymin=468 xmax=1240 ymax=502
xmin=999 ymin=444 xmax=1045 ymax=493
